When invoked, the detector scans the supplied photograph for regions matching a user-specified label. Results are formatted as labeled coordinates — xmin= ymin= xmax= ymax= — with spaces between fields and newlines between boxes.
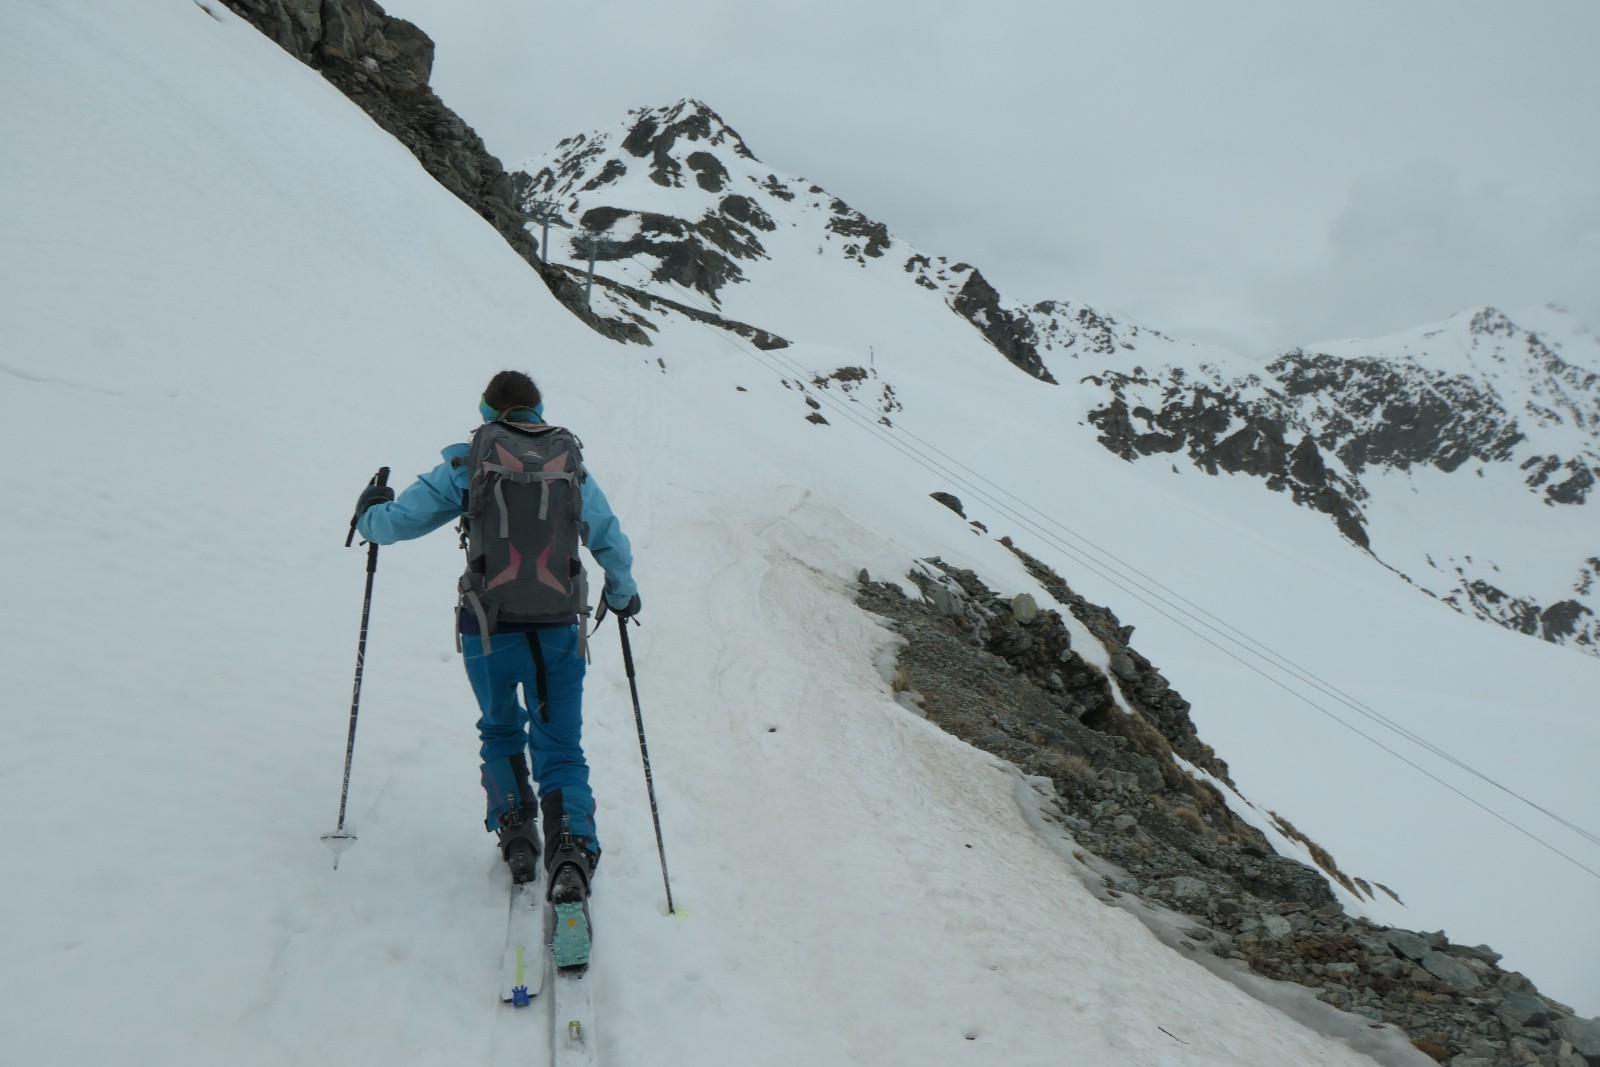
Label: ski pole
xmin=618 ymin=618 xmax=675 ymax=913
xmin=323 ymin=466 xmax=390 ymax=868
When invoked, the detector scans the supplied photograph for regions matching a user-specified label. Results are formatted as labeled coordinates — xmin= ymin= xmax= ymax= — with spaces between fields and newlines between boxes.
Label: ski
xmin=547 ymin=952 xmax=598 ymax=1065
xmin=499 ymin=879 xmax=546 ymax=1006
xmin=546 ymin=878 xmax=597 ymax=1064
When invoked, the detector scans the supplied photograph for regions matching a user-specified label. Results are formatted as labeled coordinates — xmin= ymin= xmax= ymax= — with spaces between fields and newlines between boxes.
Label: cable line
xmin=587 ymin=254 xmax=1600 ymax=878
xmin=849 ymin=385 xmax=1600 ymax=851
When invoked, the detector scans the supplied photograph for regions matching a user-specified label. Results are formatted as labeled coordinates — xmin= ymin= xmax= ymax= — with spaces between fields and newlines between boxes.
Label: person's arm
xmin=581 ymin=471 xmax=637 ymax=605
xmin=355 ymin=446 xmax=468 ymax=545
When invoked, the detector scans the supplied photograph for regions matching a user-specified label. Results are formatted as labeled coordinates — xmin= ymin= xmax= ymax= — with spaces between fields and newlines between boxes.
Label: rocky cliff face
xmin=222 ymin=0 xmax=529 ymax=255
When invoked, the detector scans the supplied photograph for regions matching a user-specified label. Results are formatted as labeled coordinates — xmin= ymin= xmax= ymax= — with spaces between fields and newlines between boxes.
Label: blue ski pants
xmin=461 ymin=624 xmax=598 ymax=847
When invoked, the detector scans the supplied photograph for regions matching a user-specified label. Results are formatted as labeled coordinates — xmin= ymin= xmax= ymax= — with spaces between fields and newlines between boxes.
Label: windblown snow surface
xmin=0 ymin=4 xmax=1595 ymax=1065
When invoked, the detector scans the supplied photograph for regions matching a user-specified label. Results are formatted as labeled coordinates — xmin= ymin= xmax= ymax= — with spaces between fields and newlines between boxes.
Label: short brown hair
xmin=484 ymin=370 xmax=542 ymax=414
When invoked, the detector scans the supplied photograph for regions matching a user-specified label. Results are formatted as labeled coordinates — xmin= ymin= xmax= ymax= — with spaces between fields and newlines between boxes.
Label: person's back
xmin=457 ymin=417 xmax=590 ymax=641
xmin=353 ymin=370 xmax=640 ymax=937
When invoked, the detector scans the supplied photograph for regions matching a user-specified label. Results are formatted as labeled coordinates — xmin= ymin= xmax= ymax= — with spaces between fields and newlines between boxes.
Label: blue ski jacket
xmin=355 ymin=405 xmax=637 ymax=621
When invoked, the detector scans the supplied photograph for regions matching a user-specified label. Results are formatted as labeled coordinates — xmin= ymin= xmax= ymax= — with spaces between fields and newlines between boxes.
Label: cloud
xmin=375 ymin=0 xmax=1600 ymax=358
xmin=1263 ymin=161 xmax=1600 ymax=346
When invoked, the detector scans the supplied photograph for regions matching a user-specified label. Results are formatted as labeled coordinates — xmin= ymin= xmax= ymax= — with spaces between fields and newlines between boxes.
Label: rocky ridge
xmin=518 ymin=100 xmax=1161 ymax=384
xmin=1086 ymin=307 xmax=1600 ymax=652
xmin=221 ymin=1 xmax=529 ymax=260
xmin=858 ymin=537 xmax=1600 ymax=1066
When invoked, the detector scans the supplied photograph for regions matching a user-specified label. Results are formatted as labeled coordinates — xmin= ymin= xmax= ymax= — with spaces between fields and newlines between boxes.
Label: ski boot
xmin=545 ymin=817 xmax=598 ymax=971
xmin=496 ymin=809 xmax=540 ymax=885
xmin=483 ymin=754 xmax=539 ymax=884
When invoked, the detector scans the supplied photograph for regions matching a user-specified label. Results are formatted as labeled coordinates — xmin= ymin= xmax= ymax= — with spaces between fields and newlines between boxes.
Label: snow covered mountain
xmin=4 ymin=5 xmax=1599 ymax=1066
xmin=1087 ymin=306 xmax=1600 ymax=651
xmin=519 ymin=100 xmax=1600 ymax=658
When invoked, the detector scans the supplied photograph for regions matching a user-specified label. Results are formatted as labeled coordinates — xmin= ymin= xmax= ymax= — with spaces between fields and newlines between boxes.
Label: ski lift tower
xmin=574 ymin=230 xmax=613 ymax=308
xmin=526 ymin=198 xmax=571 ymax=266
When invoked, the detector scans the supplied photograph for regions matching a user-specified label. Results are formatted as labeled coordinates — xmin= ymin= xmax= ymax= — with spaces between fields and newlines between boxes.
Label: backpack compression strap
xmin=466 ymin=588 xmax=494 ymax=655
xmin=479 ymin=465 xmax=581 ymax=534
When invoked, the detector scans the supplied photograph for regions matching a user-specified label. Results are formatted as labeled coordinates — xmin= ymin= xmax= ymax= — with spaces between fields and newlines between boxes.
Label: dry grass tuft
xmin=1410 ymin=1036 xmax=1451 ymax=1063
xmin=1080 ymin=703 xmax=1238 ymax=831
xmin=1167 ymin=805 xmax=1206 ymax=833
xmin=1269 ymin=811 xmax=1361 ymax=897
xmin=1058 ymin=755 xmax=1099 ymax=783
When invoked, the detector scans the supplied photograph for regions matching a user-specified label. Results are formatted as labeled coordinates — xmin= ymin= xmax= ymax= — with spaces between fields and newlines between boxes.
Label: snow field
xmin=2 ymin=6 xmax=1596 ymax=1067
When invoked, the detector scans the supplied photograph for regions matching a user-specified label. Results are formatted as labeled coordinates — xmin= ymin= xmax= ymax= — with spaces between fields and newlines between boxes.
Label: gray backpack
xmin=457 ymin=419 xmax=589 ymax=650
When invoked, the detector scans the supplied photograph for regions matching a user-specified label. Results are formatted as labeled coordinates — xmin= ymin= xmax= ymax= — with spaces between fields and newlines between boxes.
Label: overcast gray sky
xmin=377 ymin=0 xmax=1600 ymax=355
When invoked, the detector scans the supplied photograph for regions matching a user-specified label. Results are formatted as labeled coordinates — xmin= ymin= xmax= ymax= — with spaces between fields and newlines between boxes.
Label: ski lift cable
xmin=674 ymin=298 xmax=1600 ymax=853
xmin=749 ymin=337 xmax=1600 ymax=874
xmin=607 ymin=257 xmax=1600 ymax=849
xmin=828 ymin=381 xmax=1600 ymax=850
xmin=595 ymin=260 xmax=1600 ymax=870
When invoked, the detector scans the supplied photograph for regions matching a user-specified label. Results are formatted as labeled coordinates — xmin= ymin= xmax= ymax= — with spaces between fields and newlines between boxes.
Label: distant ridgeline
xmin=1083 ymin=308 xmax=1600 ymax=653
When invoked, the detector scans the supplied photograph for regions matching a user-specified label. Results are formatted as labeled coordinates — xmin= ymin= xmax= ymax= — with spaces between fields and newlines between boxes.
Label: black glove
xmin=355 ymin=483 xmax=395 ymax=517
xmin=605 ymin=592 xmax=641 ymax=620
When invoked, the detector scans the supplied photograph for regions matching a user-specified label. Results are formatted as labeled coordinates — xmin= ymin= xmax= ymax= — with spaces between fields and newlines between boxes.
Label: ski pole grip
xmin=345 ymin=466 xmax=393 ymax=547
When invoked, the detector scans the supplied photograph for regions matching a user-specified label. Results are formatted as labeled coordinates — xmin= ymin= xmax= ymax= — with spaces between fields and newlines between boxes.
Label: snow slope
xmin=0 ymin=7 xmax=1595 ymax=1067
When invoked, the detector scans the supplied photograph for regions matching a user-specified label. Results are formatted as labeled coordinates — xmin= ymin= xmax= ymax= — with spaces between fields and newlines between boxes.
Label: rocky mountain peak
xmin=523 ymin=99 xmax=762 ymax=206
xmin=621 ymin=98 xmax=759 ymax=175
xmin=517 ymin=101 xmax=1118 ymax=382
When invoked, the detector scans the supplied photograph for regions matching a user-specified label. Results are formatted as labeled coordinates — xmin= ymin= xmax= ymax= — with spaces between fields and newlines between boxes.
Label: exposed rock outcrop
xmin=1087 ymin=374 xmax=1373 ymax=549
xmin=858 ymin=555 xmax=1598 ymax=1066
xmin=223 ymin=0 xmax=530 ymax=256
